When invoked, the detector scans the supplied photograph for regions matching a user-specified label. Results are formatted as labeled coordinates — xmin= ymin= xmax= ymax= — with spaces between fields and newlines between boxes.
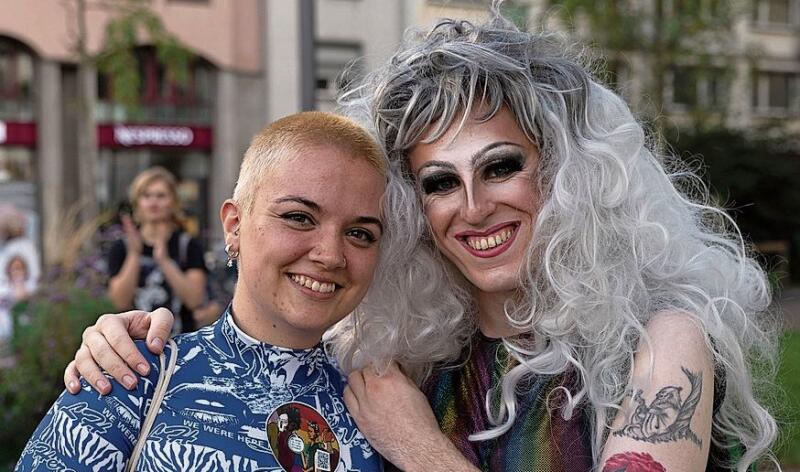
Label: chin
xmin=465 ymin=272 xmax=521 ymax=294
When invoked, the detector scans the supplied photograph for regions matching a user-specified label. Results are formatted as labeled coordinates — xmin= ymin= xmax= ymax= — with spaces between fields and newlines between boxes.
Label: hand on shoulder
xmin=64 ymin=308 xmax=175 ymax=395
xmin=343 ymin=362 xmax=479 ymax=472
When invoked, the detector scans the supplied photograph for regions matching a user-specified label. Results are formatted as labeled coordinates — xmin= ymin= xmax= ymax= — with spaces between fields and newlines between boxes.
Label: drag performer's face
xmin=409 ymin=106 xmax=540 ymax=295
xmin=224 ymin=146 xmax=385 ymax=348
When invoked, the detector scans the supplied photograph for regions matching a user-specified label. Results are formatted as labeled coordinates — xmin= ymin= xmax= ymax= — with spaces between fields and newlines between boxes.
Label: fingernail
xmin=151 ymin=338 xmax=163 ymax=349
xmin=122 ymin=374 xmax=136 ymax=389
xmin=68 ymin=380 xmax=78 ymax=392
xmin=136 ymin=363 xmax=149 ymax=375
xmin=97 ymin=378 xmax=111 ymax=393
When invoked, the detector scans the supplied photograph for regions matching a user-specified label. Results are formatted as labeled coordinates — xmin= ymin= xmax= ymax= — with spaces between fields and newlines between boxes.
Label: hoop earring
xmin=225 ymin=243 xmax=239 ymax=268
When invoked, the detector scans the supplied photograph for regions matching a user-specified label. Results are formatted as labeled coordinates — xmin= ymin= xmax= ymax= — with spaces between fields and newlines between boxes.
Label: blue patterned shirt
xmin=17 ymin=310 xmax=383 ymax=472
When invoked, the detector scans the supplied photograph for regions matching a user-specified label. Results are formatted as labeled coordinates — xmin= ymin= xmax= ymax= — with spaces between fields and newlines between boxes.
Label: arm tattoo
xmin=603 ymin=451 xmax=667 ymax=472
xmin=613 ymin=366 xmax=703 ymax=447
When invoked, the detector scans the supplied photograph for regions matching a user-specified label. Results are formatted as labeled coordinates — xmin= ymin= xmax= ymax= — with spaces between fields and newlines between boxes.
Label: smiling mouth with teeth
xmin=464 ymin=227 xmax=515 ymax=251
xmin=290 ymin=274 xmax=337 ymax=293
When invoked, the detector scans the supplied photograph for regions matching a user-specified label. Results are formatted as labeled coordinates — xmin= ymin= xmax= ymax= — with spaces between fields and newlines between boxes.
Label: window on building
xmin=754 ymin=0 xmax=794 ymax=25
xmin=673 ymin=67 xmax=700 ymax=106
xmin=97 ymin=47 xmax=215 ymax=123
xmin=98 ymin=47 xmax=213 ymax=107
xmin=0 ymin=38 xmax=34 ymax=118
xmin=315 ymin=43 xmax=362 ymax=112
xmin=707 ymin=72 xmax=728 ymax=108
xmin=768 ymin=0 xmax=791 ymax=22
xmin=753 ymin=71 xmax=798 ymax=113
xmin=671 ymin=66 xmax=728 ymax=109
xmin=768 ymin=72 xmax=793 ymax=108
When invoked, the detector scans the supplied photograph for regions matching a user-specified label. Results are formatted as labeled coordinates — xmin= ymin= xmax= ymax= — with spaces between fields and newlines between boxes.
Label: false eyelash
xmin=420 ymin=172 xmax=459 ymax=195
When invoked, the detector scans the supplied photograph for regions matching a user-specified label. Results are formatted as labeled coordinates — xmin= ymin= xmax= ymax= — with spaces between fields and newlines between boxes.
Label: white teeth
xmin=466 ymin=227 xmax=515 ymax=251
xmin=290 ymin=274 xmax=336 ymax=293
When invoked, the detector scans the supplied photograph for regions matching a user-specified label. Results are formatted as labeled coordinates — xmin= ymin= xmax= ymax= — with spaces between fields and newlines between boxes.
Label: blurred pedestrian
xmin=107 ymin=167 xmax=207 ymax=333
xmin=0 ymin=203 xmax=39 ymax=362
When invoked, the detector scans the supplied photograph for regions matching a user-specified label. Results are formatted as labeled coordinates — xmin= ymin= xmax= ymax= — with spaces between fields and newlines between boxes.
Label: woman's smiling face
xmin=226 ymin=145 xmax=385 ymax=348
xmin=408 ymin=106 xmax=540 ymax=295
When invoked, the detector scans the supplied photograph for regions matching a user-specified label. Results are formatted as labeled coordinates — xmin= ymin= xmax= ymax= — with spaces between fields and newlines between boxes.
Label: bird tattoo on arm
xmin=613 ymin=366 xmax=703 ymax=447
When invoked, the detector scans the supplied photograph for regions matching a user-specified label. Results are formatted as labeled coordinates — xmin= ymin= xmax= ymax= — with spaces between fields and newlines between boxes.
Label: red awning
xmin=97 ymin=123 xmax=213 ymax=150
xmin=0 ymin=121 xmax=37 ymax=147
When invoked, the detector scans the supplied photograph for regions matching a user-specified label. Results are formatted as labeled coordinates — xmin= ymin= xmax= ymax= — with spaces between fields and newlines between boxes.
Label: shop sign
xmin=0 ymin=121 xmax=37 ymax=147
xmin=97 ymin=124 xmax=213 ymax=150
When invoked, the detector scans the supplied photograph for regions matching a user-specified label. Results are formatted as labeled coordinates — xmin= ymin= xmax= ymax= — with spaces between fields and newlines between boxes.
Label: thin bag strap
xmin=126 ymin=339 xmax=178 ymax=472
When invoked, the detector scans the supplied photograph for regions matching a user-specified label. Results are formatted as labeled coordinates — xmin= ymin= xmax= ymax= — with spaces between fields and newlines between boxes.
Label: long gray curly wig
xmin=329 ymin=6 xmax=778 ymax=470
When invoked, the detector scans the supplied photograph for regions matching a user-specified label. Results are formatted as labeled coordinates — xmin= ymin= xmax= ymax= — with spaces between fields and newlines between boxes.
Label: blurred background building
xmin=0 ymin=0 xmax=798 ymax=266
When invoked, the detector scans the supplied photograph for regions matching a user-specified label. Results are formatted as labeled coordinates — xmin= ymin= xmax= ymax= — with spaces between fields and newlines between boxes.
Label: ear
xmin=220 ymin=199 xmax=241 ymax=250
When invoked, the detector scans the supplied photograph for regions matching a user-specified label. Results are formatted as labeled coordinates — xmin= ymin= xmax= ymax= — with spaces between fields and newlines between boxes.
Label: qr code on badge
xmin=315 ymin=449 xmax=331 ymax=471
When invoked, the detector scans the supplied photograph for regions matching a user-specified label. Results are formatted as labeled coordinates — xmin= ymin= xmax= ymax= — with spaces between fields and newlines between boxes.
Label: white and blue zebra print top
xmin=16 ymin=310 xmax=383 ymax=472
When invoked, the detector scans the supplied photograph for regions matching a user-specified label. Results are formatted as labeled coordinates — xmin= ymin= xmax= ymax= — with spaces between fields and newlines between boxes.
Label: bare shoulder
xmin=646 ymin=310 xmax=706 ymax=342
xmin=600 ymin=311 xmax=715 ymax=471
xmin=641 ymin=311 xmax=713 ymax=369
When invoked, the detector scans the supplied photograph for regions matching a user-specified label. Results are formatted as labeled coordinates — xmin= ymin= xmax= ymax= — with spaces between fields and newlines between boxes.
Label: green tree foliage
xmin=0 ymin=289 xmax=114 ymax=468
xmin=667 ymin=125 xmax=800 ymax=242
xmin=94 ymin=0 xmax=193 ymax=108
xmin=0 ymin=215 xmax=117 ymax=468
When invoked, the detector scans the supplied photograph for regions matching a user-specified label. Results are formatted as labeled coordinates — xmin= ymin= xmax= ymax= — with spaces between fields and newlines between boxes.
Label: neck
xmin=230 ymin=287 xmax=321 ymax=349
xmin=474 ymin=288 xmax=523 ymax=338
xmin=140 ymin=221 xmax=174 ymax=241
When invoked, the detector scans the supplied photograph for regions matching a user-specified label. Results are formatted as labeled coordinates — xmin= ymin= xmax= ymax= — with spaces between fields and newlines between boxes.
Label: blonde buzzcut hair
xmin=128 ymin=166 xmax=184 ymax=225
xmin=232 ymin=111 xmax=386 ymax=214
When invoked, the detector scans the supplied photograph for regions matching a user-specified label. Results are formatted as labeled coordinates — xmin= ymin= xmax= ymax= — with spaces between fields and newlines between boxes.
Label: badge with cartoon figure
xmin=266 ymin=402 xmax=341 ymax=472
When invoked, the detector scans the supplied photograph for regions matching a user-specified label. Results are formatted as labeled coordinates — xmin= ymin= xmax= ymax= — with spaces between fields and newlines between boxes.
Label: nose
xmin=460 ymin=182 xmax=496 ymax=225
xmin=309 ymin=229 xmax=347 ymax=270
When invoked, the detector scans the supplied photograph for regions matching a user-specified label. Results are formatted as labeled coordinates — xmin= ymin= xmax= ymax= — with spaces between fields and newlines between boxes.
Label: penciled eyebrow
xmin=275 ymin=195 xmax=384 ymax=233
xmin=470 ymin=142 xmax=523 ymax=169
xmin=470 ymin=141 xmax=524 ymax=168
xmin=416 ymin=141 xmax=524 ymax=174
